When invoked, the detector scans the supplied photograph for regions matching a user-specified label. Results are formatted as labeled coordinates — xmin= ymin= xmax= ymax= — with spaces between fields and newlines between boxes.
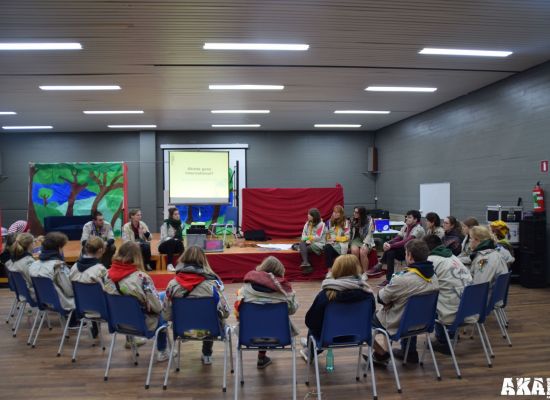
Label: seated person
xmin=468 ymin=226 xmax=508 ymax=289
xmin=162 ymin=246 xmax=230 ymax=365
xmin=349 ymin=207 xmax=376 ymax=273
xmin=298 ymin=208 xmax=326 ymax=275
xmin=425 ymin=212 xmax=445 ymax=239
xmin=29 ymin=232 xmax=77 ymax=325
xmin=81 ymin=211 xmax=116 ymax=268
xmin=234 ymin=256 xmax=299 ymax=369
xmin=458 ymin=217 xmax=479 ymax=266
xmin=442 ymin=216 xmax=464 ymax=256
xmin=159 ymin=207 xmax=184 ymax=272
xmin=7 ymin=233 xmax=36 ymax=300
xmin=424 ymin=235 xmax=473 ymax=354
xmin=122 ymin=208 xmax=154 ymax=271
xmin=369 ymin=210 xmax=425 ymax=288
xmin=324 ymin=205 xmax=350 ymax=269
xmin=302 ymin=254 xmax=374 ymax=361
xmin=489 ymin=220 xmax=515 ymax=267
xmin=370 ymin=239 xmax=439 ymax=365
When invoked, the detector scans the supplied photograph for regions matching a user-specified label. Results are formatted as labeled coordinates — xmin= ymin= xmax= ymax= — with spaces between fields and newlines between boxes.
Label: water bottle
xmin=326 ymin=349 xmax=334 ymax=372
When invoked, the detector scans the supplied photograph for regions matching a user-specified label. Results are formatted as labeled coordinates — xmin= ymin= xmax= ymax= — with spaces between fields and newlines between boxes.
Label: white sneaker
xmin=300 ymin=337 xmax=308 ymax=348
xmin=201 ymin=354 xmax=213 ymax=365
xmin=157 ymin=349 xmax=177 ymax=362
xmin=167 ymin=264 xmax=176 ymax=272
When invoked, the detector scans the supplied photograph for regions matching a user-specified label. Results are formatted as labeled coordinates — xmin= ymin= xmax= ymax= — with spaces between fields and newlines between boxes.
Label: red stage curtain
xmin=241 ymin=186 xmax=344 ymax=238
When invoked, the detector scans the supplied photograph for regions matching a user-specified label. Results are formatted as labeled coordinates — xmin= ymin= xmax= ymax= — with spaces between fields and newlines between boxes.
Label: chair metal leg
xmin=476 ymin=323 xmax=492 ymax=367
xmin=403 ymin=336 xmax=411 ymax=366
xmin=443 ymin=325 xmax=461 ymax=378
xmin=27 ymin=309 xmax=40 ymax=345
xmin=425 ymin=333 xmax=441 ymax=380
xmin=98 ymin=322 xmax=105 ymax=351
xmin=479 ymin=323 xmax=494 ymax=358
xmin=493 ymin=310 xmax=507 ymax=339
xmin=163 ymin=338 xmax=176 ymax=390
xmin=291 ymin=339 xmax=297 ymax=400
xmin=104 ymin=332 xmax=117 ymax=381
xmin=305 ymin=335 xmax=312 ymax=386
xmin=311 ymin=337 xmax=322 ymax=400
xmin=72 ymin=318 xmax=86 ymax=362
xmin=12 ymin=302 xmax=27 ymax=336
xmin=228 ymin=326 xmax=234 ymax=373
xmin=368 ymin=346 xmax=378 ymax=400
xmin=233 ymin=348 xmax=240 ymax=400
xmin=146 ymin=327 xmax=165 ymax=389
xmin=384 ymin=334 xmax=401 ymax=393
xmin=495 ymin=309 xmax=512 ymax=346
xmin=46 ymin=313 xmax=52 ymax=330
xmin=176 ymin=340 xmax=181 ymax=372
xmin=501 ymin=308 xmax=509 ymax=327
xmin=239 ymin=348 xmax=244 ymax=385
xmin=57 ymin=310 xmax=73 ymax=356
xmin=6 ymin=297 xmax=17 ymax=323
xmin=222 ymin=337 xmax=228 ymax=392
xmin=356 ymin=345 xmax=363 ymax=381
xmin=32 ymin=311 xmax=46 ymax=348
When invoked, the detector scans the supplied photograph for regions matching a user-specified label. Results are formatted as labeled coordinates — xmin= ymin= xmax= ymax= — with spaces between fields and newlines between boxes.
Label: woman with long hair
xmin=350 ymin=206 xmax=375 ymax=273
xmin=159 ymin=207 xmax=185 ymax=272
xmin=442 ymin=216 xmax=464 ymax=256
xmin=123 ymin=208 xmax=154 ymax=271
xmin=458 ymin=217 xmax=479 ymax=265
xmin=8 ymin=233 xmax=36 ymax=299
xmin=298 ymin=208 xmax=326 ymax=274
xmin=425 ymin=212 xmax=444 ymax=239
xmin=324 ymin=205 xmax=350 ymax=269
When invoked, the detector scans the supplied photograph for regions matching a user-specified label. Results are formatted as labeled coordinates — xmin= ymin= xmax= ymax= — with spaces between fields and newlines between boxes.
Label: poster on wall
xmin=28 ymin=162 xmax=127 ymax=236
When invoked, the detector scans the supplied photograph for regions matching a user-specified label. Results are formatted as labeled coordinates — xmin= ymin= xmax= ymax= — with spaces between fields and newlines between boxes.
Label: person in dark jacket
xmin=442 ymin=216 xmax=464 ymax=256
xmin=301 ymin=254 xmax=374 ymax=361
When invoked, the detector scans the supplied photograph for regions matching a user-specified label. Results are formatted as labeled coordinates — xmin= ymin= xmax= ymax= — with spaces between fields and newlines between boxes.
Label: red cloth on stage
xmin=241 ymin=186 xmax=344 ymax=238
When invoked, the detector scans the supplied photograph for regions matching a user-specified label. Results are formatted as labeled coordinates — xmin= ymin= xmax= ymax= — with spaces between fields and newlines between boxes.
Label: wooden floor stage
xmin=1 ymin=280 xmax=549 ymax=399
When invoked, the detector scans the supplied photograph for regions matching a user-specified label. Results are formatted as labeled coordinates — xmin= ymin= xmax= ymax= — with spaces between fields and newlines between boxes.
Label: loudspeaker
xmin=520 ymin=251 xmax=547 ymax=288
xmin=519 ymin=218 xmax=547 ymax=288
xmin=520 ymin=219 xmax=546 ymax=253
xmin=367 ymin=147 xmax=378 ymax=172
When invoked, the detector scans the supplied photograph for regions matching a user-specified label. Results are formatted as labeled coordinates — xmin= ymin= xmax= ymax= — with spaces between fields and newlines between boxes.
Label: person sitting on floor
xmin=103 ymin=242 xmax=170 ymax=361
xmin=29 ymin=232 xmax=77 ymax=325
xmin=458 ymin=217 xmax=479 ymax=266
xmin=162 ymin=246 xmax=230 ymax=365
xmin=424 ymin=234 xmax=473 ymax=354
xmin=324 ymin=205 xmax=350 ymax=269
xmin=159 ymin=207 xmax=184 ymax=272
xmin=122 ymin=208 xmax=154 ymax=271
xmin=468 ymin=226 xmax=508 ymax=289
xmin=349 ymin=207 xmax=376 ymax=273
xmin=234 ymin=256 xmax=299 ymax=369
xmin=442 ymin=216 xmax=464 ymax=256
xmin=425 ymin=212 xmax=445 ymax=239
xmin=370 ymin=239 xmax=439 ymax=365
xmin=81 ymin=211 xmax=116 ymax=268
xmin=368 ymin=210 xmax=425 ymax=287
xmin=7 ymin=232 xmax=36 ymax=300
xmin=301 ymin=254 xmax=374 ymax=362
xmin=489 ymin=220 xmax=515 ymax=267
xmin=298 ymin=208 xmax=326 ymax=275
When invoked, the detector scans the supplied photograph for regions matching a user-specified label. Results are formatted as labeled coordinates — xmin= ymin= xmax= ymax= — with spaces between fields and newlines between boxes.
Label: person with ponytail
xmin=103 ymin=242 xmax=170 ymax=361
xmin=323 ymin=205 xmax=350 ymax=269
xmin=298 ymin=208 xmax=326 ymax=274
xmin=159 ymin=207 xmax=184 ymax=272
xmin=9 ymin=233 xmax=37 ymax=299
xmin=162 ymin=246 xmax=230 ymax=365
xmin=70 ymin=236 xmax=107 ymax=284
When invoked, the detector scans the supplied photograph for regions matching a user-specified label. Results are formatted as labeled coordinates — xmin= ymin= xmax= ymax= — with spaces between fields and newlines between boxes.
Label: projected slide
xmin=169 ymin=151 xmax=229 ymax=204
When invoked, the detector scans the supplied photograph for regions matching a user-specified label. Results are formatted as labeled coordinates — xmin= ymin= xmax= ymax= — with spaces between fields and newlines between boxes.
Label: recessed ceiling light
xmin=84 ymin=110 xmax=144 ymax=114
xmin=2 ymin=125 xmax=53 ymax=130
xmin=365 ymin=86 xmax=437 ymax=92
xmin=419 ymin=48 xmax=512 ymax=57
xmin=211 ymin=124 xmax=261 ymax=128
xmin=209 ymin=85 xmax=284 ymax=90
xmin=203 ymin=43 xmax=309 ymax=51
xmin=40 ymin=85 xmax=121 ymax=91
xmin=0 ymin=42 xmax=82 ymax=50
xmin=334 ymin=110 xmax=390 ymax=114
xmin=314 ymin=124 xmax=362 ymax=128
xmin=108 ymin=124 xmax=157 ymax=128
xmin=0 ymin=111 xmax=17 ymax=115
xmin=211 ymin=110 xmax=270 ymax=114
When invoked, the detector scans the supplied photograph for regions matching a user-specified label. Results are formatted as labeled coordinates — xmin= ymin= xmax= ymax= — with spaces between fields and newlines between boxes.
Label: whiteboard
xmin=420 ymin=182 xmax=450 ymax=218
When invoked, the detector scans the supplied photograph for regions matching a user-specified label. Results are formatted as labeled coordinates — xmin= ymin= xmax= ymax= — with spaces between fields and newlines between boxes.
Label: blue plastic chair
xmin=305 ymin=299 xmax=377 ymax=400
xmin=103 ymin=293 xmax=170 ymax=389
xmin=210 ymin=206 xmax=238 ymax=245
xmin=374 ymin=291 xmax=440 ymax=393
xmin=234 ymin=302 xmax=296 ymax=400
xmin=486 ymin=272 xmax=512 ymax=348
xmin=5 ymin=271 xmax=21 ymax=325
xmin=31 ymin=276 xmax=74 ymax=355
xmin=435 ymin=281 xmax=491 ymax=378
xmin=10 ymin=271 xmax=46 ymax=341
xmin=163 ymin=297 xmax=234 ymax=391
xmin=71 ymin=281 xmax=111 ymax=362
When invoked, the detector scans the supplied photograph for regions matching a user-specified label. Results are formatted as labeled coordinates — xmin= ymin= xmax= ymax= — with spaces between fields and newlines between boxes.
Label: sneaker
xmin=392 ymin=348 xmax=419 ymax=364
xmin=167 ymin=264 xmax=176 ymax=272
xmin=201 ymin=354 xmax=213 ymax=365
xmin=431 ymin=340 xmax=452 ymax=355
xmin=363 ymin=351 xmax=389 ymax=368
xmin=145 ymin=265 xmax=153 ymax=272
xmin=125 ymin=337 xmax=147 ymax=349
xmin=300 ymin=264 xmax=313 ymax=275
xmin=157 ymin=349 xmax=178 ymax=363
xmin=300 ymin=337 xmax=308 ymax=348
xmin=377 ymin=280 xmax=389 ymax=288
xmin=366 ymin=263 xmax=383 ymax=276
xmin=257 ymin=356 xmax=272 ymax=369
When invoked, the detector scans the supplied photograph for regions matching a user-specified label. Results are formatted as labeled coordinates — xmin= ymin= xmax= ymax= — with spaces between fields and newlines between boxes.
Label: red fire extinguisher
xmin=533 ymin=181 xmax=545 ymax=213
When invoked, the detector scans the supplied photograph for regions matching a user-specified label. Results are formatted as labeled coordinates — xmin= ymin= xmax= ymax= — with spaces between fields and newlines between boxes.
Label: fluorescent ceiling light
xmin=211 ymin=110 xmax=270 ymax=114
xmin=203 ymin=42 xmax=309 ymax=51
xmin=314 ymin=124 xmax=362 ymax=128
xmin=40 ymin=85 xmax=121 ymax=91
xmin=84 ymin=110 xmax=144 ymax=114
xmin=419 ymin=48 xmax=512 ymax=57
xmin=209 ymin=85 xmax=284 ymax=90
xmin=334 ymin=110 xmax=390 ymax=114
xmin=0 ymin=42 xmax=82 ymax=50
xmin=2 ymin=125 xmax=52 ymax=130
xmin=211 ymin=124 xmax=261 ymax=128
xmin=0 ymin=111 xmax=17 ymax=115
xmin=108 ymin=124 xmax=157 ymax=129
xmin=365 ymin=86 xmax=437 ymax=92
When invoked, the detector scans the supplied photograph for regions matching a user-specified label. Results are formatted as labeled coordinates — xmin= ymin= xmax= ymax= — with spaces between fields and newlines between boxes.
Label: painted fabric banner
xmin=28 ymin=162 xmax=127 ymax=236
